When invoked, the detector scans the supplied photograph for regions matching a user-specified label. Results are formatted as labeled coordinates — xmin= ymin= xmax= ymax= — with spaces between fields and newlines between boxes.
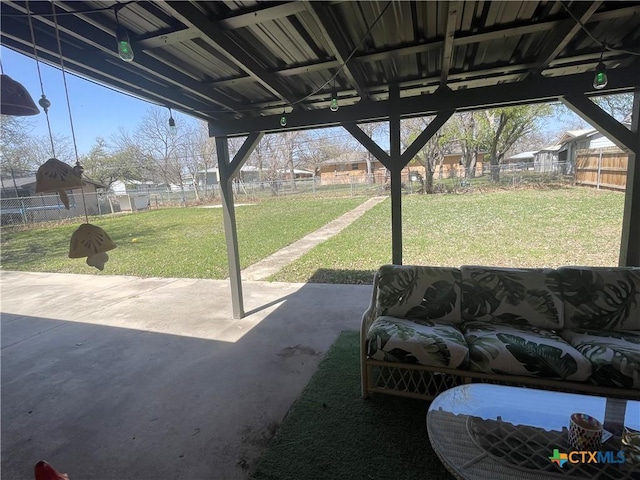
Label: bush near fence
xmin=0 ymin=162 xmax=578 ymax=227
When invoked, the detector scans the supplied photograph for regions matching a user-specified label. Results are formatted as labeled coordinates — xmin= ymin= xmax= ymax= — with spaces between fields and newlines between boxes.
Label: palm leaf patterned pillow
xmin=375 ymin=265 xmax=462 ymax=324
xmin=558 ymin=267 xmax=640 ymax=331
xmin=460 ymin=266 xmax=564 ymax=329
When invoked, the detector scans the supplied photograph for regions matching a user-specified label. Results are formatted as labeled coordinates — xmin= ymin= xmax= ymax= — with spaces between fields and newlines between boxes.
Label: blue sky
xmin=2 ymin=46 xmax=155 ymax=155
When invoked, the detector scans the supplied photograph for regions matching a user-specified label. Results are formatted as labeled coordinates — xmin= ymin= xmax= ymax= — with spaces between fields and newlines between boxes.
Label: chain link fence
xmin=0 ymin=161 xmax=577 ymax=227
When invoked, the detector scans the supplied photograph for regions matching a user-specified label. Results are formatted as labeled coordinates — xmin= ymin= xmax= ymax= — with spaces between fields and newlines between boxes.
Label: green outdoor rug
xmin=250 ymin=330 xmax=454 ymax=480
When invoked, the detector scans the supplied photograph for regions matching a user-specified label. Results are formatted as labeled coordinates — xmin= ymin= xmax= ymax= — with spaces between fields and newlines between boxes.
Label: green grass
xmin=270 ymin=187 xmax=625 ymax=284
xmin=250 ymin=330 xmax=452 ymax=480
xmin=0 ymin=197 xmax=366 ymax=278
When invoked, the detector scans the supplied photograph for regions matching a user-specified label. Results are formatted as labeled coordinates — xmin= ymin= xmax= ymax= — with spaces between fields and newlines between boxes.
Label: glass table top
xmin=429 ymin=384 xmax=640 ymax=433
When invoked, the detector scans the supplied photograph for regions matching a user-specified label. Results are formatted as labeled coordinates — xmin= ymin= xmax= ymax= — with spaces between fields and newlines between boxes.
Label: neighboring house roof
xmin=508 ymin=151 xmax=537 ymax=161
xmin=1 ymin=175 xmax=107 ymax=190
xmin=535 ymin=144 xmax=563 ymax=153
xmin=278 ymin=168 xmax=313 ymax=175
xmin=198 ymin=166 xmax=260 ymax=173
xmin=325 ymin=151 xmax=374 ymax=165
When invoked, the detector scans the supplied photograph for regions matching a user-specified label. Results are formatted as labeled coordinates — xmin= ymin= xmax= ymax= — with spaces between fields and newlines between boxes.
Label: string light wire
xmin=26 ymin=0 xmax=56 ymax=158
xmin=50 ymin=0 xmax=89 ymax=223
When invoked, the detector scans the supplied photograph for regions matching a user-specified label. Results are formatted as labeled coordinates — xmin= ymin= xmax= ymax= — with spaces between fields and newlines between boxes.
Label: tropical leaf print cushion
xmin=366 ymin=315 xmax=469 ymax=368
xmin=561 ymin=329 xmax=640 ymax=389
xmin=375 ymin=265 xmax=462 ymax=324
xmin=557 ymin=267 xmax=640 ymax=331
xmin=463 ymin=321 xmax=592 ymax=381
xmin=460 ymin=266 xmax=563 ymax=329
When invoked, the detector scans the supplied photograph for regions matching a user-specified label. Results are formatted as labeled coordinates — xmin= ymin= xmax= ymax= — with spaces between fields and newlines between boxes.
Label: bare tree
xmin=297 ymin=128 xmax=354 ymax=177
xmin=181 ymin=121 xmax=217 ymax=200
xmin=401 ymin=117 xmax=452 ymax=193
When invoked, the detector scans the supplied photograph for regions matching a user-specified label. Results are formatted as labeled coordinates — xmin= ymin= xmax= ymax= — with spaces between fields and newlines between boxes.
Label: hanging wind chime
xmin=30 ymin=1 xmax=116 ymax=271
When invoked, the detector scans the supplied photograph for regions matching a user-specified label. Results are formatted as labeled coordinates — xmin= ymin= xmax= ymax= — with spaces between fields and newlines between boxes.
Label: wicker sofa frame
xmin=360 ymin=268 xmax=640 ymax=402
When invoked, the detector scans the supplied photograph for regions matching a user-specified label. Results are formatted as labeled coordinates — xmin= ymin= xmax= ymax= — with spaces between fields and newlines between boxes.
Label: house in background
xmin=0 ymin=174 xmax=108 ymax=224
xmin=505 ymin=151 xmax=537 ymax=166
xmin=318 ymin=151 xmax=383 ymax=184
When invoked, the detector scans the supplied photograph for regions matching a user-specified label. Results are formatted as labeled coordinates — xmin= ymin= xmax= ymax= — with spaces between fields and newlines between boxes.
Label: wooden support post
xmin=389 ymin=85 xmax=402 ymax=265
xmin=620 ymin=89 xmax=640 ymax=266
xmin=216 ymin=136 xmax=245 ymax=319
xmin=214 ymin=132 xmax=264 ymax=318
xmin=561 ymin=91 xmax=640 ymax=266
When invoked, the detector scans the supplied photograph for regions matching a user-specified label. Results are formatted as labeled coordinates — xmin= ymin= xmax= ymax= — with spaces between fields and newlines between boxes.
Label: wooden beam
xmin=217 ymin=2 xmax=307 ymax=30
xmin=533 ymin=2 xmax=602 ymax=74
xmin=164 ymin=1 xmax=299 ymax=107
xmin=304 ymin=2 xmax=370 ymax=100
xmin=341 ymin=123 xmax=391 ymax=168
xmin=389 ymin=85 xmax=403 ymax=265
xmin=216 ymin=136 xmax=244 ymax=319
xmin=209 ymin=65 xmax=640 ymax=136
xmin=227 ymin=132 xmax=264 ymax=178
xmin=441 ymin=2 xmax=460 ymax=87
xmin=560 ymin=94 xmax=637 ymax=152
xmin=215 ymin=132 xmax=265 ymax=319
xmin=1 ymin=1 xmax=244 ymax=113
xmin=619 ymin=89 xmax=640 ymax=266
xmin=401 ymin=109 xmax=455 ymax=165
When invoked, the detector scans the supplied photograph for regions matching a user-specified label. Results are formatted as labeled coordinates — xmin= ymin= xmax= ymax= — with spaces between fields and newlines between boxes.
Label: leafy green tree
xmin=476 ymin=104 xmax=553 ymax=182
xmin=592 ymin=93 xmax=634 ymax=123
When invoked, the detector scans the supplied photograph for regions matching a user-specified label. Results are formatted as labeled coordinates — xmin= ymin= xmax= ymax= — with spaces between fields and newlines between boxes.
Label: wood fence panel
xmin=575 ymin=148 xmax=627 ymax=191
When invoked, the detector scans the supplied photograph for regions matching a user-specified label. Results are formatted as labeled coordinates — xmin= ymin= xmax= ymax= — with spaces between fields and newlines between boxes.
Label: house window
xmin=351 ymin=163 xmax=359 ymax=170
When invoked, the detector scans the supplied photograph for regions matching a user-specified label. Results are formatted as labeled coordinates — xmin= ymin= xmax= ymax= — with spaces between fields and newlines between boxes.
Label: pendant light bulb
xmin=280 ymin=111 xmax=287 ymax=127
xmin=115 ymin=7 xmax=134 ymax=62
xmin=593 ymin=61 xmax=607 ymax=89
xmin=168 ymin=108 xmax=176 ymax=129
xmin=330 ymin=93 xmax=339 ymax=112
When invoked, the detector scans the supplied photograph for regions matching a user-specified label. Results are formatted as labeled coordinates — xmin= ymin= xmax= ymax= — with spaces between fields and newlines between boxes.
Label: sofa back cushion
xmin=460 ymin=266 xmax=564 ymax=329
xmin=558 ymin=266 xmax=640 ymax=331
xmin=375 ymin=265 xmax=462 ymax=324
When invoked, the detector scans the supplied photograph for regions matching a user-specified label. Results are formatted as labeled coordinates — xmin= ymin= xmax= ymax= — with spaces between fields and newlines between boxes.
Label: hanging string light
xmin=593 ymin=46 xmax=608 ymax=89
xmin=114 ymin=4 xmax=134 ymax=62
xmin=280 ymin=107 xmax=287 ymax=127
xmin=33 ymin=0 xmax=117 ymax=270
xmin=168 ymin=107 xmax=176 ymax=128
xmin=330 ymin=77 xmax=339 ymax=112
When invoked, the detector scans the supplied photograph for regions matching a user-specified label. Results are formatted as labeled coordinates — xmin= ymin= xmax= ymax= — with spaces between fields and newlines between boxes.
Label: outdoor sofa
xmin=361 ymin=265 xmax=640 ymax=401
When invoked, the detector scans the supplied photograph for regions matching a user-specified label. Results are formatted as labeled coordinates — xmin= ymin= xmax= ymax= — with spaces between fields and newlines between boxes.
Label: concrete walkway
xmin=241 ymin=196 xmax=386 ymax=281
xmin=1 ymin=271 xmax=372 ymax=480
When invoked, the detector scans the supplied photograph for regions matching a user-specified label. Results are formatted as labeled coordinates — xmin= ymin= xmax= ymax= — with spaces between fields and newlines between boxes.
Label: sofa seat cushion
xmin=557 ymin=267 xmax=640 ymax=331
xmin=366 ymin=316 xmax=469 ymax=368
xmin=460 ymin=266 xmax=563 ymax=329
xmin=375 ymin=265 xmax=462 ymax=324
xmin=463 ymin=321 xmax=592 ymax=381
xmin=561 ymin=329 xmax=640 ymax=389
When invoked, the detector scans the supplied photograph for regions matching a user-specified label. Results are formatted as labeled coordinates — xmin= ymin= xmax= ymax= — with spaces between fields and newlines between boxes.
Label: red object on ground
xmin=34 ymin=461 xmax=69 ymax=480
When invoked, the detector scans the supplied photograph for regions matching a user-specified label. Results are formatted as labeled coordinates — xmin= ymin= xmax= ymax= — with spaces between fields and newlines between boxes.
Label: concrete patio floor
xmin=1 ymin=270 xmax=372 ymax=480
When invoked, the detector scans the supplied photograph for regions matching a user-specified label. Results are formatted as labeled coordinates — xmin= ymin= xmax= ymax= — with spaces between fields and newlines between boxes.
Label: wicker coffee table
xmin=426 ymin=384 xmax=639 ymax=480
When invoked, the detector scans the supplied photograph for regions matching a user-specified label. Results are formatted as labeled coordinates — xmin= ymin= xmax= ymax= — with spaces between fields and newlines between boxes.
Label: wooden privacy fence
xmin=575 ymin=147 xmax=628 ymax=191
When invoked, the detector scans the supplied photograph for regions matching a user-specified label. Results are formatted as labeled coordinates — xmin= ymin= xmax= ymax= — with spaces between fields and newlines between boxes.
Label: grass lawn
xmin=270 ymin=187 xmax=625 ymax=284
xmin=0 ymin=197 xmax=365 ymax=278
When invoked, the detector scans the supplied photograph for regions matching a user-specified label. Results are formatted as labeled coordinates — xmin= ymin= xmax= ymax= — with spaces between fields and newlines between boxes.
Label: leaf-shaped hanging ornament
xmin=69 ymin=224 xmax=117 ymax=270
xmin=35 ymin=158 xmax=83 ymax=209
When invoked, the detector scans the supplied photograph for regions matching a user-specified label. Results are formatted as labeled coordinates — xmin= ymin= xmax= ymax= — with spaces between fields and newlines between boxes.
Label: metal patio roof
xmin=2 ymin=1 xmax=640 ymax=136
